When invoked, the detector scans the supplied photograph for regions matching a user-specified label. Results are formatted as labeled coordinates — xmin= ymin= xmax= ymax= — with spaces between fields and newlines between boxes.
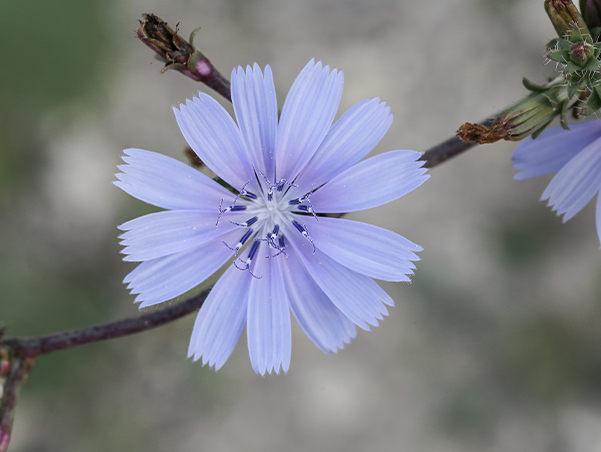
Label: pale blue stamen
xmin=233 ymin=240 xmax=262 ymax=279
xmin=288 ymin=189 xmax=318 ymax=220
xmin=223 ymin=228 xmax=254 ymax=258
xmin=257 ymin=168 xmax=297 ymax=201
xmin=230 ymin=216 xmax=258 ymax=228
xmin=292 ymin=219 xmax=316 ymax=253
xmin=268 ymin=235 xmax=287 ymax=258
xmin=216 ymin=181 xmax=255 ymax=227
xmin=237 ymin=181 xmax=258 ymax=200
xmin=216 ymin=201 xmax=247 ymax=228
xmin=262 ymin=224 xmax=288 ymax=258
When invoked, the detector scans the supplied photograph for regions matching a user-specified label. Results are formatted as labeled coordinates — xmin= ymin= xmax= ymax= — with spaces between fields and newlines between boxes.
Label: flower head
xmin=115 ymin=60 xmax=429 ymax=374
xmin=512 ymin=119 xmax=601 ymax=246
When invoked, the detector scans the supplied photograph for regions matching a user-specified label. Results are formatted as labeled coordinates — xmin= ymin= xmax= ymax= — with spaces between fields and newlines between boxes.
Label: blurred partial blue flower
xmin=512 ymin=120 xmax=601 ymax=246
xmin=115 ymin=59 xmax=429 ymax=374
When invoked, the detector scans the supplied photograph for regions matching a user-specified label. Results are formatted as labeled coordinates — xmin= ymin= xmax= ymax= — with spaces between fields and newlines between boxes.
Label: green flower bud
xmin=545 ymin=0 xmax=593 ymax=42
xmin=545 ymin=2 xmax=601 ymax=100
xmin=580 ymin=0 xmax=601 ymax=37
xmin=500 ymin=89 xmax=569 ymax=140
xmin=571 ymin=41 xmax=596 ymax=65
xmin=457 ymin=77 xmax=570 ymax=144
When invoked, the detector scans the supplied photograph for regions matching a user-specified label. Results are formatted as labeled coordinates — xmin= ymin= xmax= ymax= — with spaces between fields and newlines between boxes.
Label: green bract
xmin=497 ymin=77 xmax=569 ymax=140
xmin=547 ymin=27 xmax=601 ymax=115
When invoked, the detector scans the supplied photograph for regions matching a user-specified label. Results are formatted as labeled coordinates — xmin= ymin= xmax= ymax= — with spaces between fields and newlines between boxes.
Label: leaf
xmin=522 ymin=77 xmax=547 ymax=93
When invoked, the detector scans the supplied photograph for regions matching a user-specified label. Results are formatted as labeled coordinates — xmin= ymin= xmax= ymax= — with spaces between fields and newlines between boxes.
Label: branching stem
xmin=419 ymin=116 xmax=496 ymax=168
xmin=2 ymin=289 xmax=210 ymax=357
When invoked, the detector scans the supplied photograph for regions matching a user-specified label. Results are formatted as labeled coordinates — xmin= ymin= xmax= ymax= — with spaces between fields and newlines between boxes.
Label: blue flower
xmin=115 ymin=60 xmax=429 ymax=374
xmin=512 ymin=120 xmax=601 ymax=246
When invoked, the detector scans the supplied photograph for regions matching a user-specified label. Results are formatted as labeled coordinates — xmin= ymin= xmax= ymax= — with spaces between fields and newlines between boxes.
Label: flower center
xmin=216 ymin=173 xmax=317 ymax=278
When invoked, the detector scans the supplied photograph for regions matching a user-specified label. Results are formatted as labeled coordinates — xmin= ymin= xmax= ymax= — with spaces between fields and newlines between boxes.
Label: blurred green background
xmin=2 ymin=0 xmax=601 ymax=451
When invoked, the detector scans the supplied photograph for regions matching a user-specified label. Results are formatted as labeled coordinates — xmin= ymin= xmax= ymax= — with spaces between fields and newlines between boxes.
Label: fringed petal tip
xmin=172 ymin=90 xmax=211 ymax=112
xmin=173 ymin=91 xmax=255 ymax=189
xmin=186 ymin=352 xmax=229 ymax=373
xmin=304 ymin=57 xmax=343 ymax=77
xmin=274 ymin=58 xmax=344 ymax=182
xmin=251 ymin=361 xmax=290 ymax=377
xmin=233 ymin=62 xmax=272 ymax=78
xmin=113 ymin=148 xmax=236 ymax=210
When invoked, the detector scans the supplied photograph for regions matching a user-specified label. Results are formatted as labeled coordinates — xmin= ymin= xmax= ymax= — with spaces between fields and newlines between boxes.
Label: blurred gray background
xmin=3 ymin=0 xmax=601 ymax=451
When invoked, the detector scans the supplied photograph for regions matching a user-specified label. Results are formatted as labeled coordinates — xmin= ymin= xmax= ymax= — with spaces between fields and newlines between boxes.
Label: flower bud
xmin=137 ymin=14 xmax=231 ymax=100
xmin=545 ymin=0 xmax=592 ymax=42
xmin=545 ymin=4 xmax=601 ymax=101
xmin=574 ymin=84 xmax=601 ymax=115
xmin=457 ymin=77 xmax=570 ymax=143
xmin=571 ymin=40 xmax=596 ymax=65
xmin=138 ymin=14 xmax=195 ymax=72
xmin=497 ymin=92 xmax=566 ymax=140
xmin=580 ymin=0 xmax=601 ymax=36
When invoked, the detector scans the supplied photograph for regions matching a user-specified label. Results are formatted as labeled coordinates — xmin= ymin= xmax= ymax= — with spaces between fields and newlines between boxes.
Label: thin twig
xmin=0 ymin=355 xmax=31 ymax=452
xmin=2 ymin=288 xmax=210 ymax=357
xmin=419 ymin=116 xmax=496 ymax=168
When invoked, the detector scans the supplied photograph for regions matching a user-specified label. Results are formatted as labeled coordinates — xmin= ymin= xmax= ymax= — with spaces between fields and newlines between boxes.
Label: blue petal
xmin=278 ymin=249 xmax=356 ymax=353
xmin=118 ymin=210 xmax=244 ymax=262
xmin=124 ymin=228 xmax=242 ymax=308
xmin=512 ymin=120 xmax=601 ymax=180
xmin=542 ymin=138 xmax=601 ymax=221
xmin=289 ymin=233 xmax=392 ymax=330
xmin=247 ymin=250 xmax=292 ymax=375
xmin=308 ymin=216 xmax=421 ymax=282
xmin=114 ymin=149 xmax=236 ymax=210
xmin=293 ymin=98 xmax=393 ymax=191
xmin=274 ymin=59 xmax=344 ymax=182
xmin=231 ymin=64 xmax=278 ymax=182
xmin=310 ymin=150 xmax=429 ymax=213
xmin=188 ymin=264 xmax=251 ymax=370
xmin=174 ymin=93 xmax=256 ymax=190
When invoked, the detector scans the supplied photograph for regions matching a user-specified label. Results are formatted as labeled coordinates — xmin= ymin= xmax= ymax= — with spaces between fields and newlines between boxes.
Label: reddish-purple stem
xmin=2 ymin=288 xmax=210 ymax=357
